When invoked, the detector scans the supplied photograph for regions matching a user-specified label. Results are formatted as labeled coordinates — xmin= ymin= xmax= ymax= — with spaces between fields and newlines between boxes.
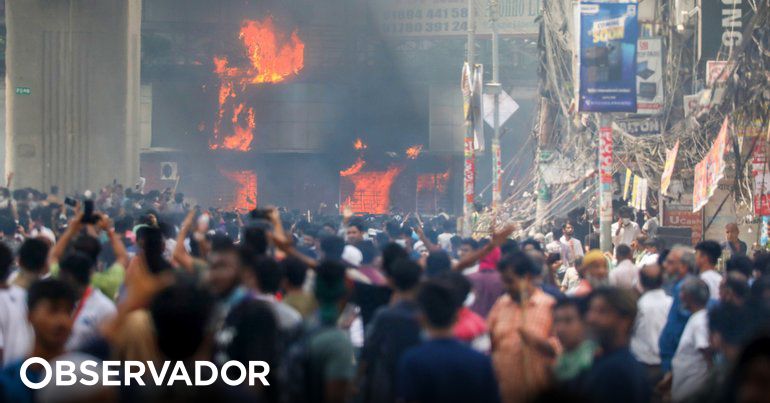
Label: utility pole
xmin=462 ymin=0 xmax=477 ymax=236
xmin=488 ymin=0 xmax=502 ymax=208
xmin=535 ymin=97 xmax=554 ymax=230
xmin=598 ymin=114 xmax=613 ymax=252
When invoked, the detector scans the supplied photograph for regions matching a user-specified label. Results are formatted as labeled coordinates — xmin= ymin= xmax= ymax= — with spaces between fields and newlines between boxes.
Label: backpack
xmin=278 ymin=324 xmax=326 ymax=403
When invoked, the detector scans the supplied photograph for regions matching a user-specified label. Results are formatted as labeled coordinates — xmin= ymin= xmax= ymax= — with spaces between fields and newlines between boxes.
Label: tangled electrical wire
xmin=471 ymin=0 xmax=769 ymax=236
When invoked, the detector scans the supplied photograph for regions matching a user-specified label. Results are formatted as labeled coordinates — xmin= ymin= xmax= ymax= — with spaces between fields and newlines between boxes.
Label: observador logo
xmin=20 ymin=357 xmax=270 ymax=389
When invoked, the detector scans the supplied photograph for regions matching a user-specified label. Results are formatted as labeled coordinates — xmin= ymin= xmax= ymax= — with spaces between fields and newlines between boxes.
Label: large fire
xmin=340 ymin=166 xmax=404 ymax=214
xmin=219 ymin=169 xmax=258 ymax=211
xmin=210 ymin=17 xmax=305 ymax=151
xmin=417 ymin=170 xmax=450 ymax=193
xmin=340 ymin=141 xmax=431 ymax=214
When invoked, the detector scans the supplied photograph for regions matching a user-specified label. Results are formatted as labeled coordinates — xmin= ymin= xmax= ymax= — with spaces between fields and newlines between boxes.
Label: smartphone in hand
xmin=81 ymin=200 xmax=99 ymax=224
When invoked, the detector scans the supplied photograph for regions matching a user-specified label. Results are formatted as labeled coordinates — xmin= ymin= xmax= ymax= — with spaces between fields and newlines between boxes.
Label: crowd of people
xmin=0 ymin=183 xmax=770 ymax=403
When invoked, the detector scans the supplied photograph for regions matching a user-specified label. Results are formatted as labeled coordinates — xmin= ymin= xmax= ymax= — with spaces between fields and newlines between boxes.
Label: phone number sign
xmin=372 ymin=0 xmax=540 ymax=37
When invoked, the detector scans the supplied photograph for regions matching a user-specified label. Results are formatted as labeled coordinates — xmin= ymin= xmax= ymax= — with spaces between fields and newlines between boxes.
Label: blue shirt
xmin=579 ymin=346 xmax=651 ymax=403
xmin=397 ymin=338 xmax=500 ymax=403
xmin=360 ymin=300 xmax=421 ymax=403
xmin=659 ymin=275 xmax=694 ymax=372
xmin=0 ymin=359 xmax=42 ymax=403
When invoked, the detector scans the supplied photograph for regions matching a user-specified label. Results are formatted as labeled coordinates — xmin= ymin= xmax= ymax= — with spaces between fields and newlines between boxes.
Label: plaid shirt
xmin=488 ymin=289 xmax=559 ymax=403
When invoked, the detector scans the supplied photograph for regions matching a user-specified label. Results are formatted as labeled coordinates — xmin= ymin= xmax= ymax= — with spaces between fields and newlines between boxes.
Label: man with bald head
xmin=669 ymin=278 xmax=711 ymax=401
xmin=721 ymin=223 xmax=747 ymax=256
xmin=631 ymin=263 xmax=673 ymax=389
xmin=658 ymin=246 xmax=697 ymax=384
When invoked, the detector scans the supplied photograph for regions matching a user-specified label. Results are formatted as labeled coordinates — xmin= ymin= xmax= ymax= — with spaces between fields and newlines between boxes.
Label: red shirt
xmin=454 ymin=307 xmax=487 ymax=342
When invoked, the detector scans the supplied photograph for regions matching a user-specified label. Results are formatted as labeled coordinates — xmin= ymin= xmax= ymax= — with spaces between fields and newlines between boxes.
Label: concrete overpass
xmin=5 ymin=0 xmax=142 ymax=192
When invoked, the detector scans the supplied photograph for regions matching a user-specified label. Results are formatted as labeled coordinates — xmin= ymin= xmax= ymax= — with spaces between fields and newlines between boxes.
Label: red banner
xmin=599 ymin=126 xmax=613 ymax=184
xmin=464 ymin=137 xmax=475 ymax=205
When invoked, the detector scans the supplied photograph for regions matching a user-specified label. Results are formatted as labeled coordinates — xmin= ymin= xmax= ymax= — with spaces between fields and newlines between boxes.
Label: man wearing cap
xmin=568 ymin=250 xmax=609 ymax=297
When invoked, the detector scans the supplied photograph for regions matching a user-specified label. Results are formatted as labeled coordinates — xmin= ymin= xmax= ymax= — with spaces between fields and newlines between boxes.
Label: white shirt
xmin=699 ymin=270 xmax=723 ymax=301
xmin=561 ymin=266 xmax=580 ymax=292
xmin=559 ymin=236 xmax=584 ymax=265
xmin=643 ymin=217 xmax=659 ymax=237
xmin=545 ymin=240 xmax=562 ymax=255
xmin=671 ymin=309 xmax=710 ymax=402
xmin=611 ymin=221 xmax=641 ymax=248
xmin=30 ymin=226 xmax=56 ymax=244
xmin=437 ymin=233 xmax=454 ymax=251
xmin=164 ymin=238 xmax=177 ymax=262
xmin=631 ymin=289 xmax=673 ymax=365
xmin=342 ymin=245 xmax=363 ymax=267
xmin=253 ymin=293 xmax=302 ymax=331
xmin=638 ymin=252 xmax=659 ymax=268
xmin=66 ymin=288 xmax=117 ymax=351
xmin=609 ymin=259 xmax=639 ymax=289
xmin=461 ymin=264 xmax=479 ymax=276
xmin=0 ymin=285 xmax=33 ymax=365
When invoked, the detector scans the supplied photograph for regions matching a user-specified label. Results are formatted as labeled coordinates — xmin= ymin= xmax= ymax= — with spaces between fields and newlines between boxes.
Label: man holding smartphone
xmin=47 ymin=210 xmax=129 ymax=300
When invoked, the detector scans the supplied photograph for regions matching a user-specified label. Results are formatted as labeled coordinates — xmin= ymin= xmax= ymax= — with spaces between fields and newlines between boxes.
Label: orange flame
xmin=353 ymin=138 xmax=367 ymax=150
xmin=219 ymin=169 xmax=258 ymax=211
xmin=340 ymin=166 xmax=404 ymax=214
xmin=340 ymin=157 xmax=366 ymax=177
xmin=210 ymin=17 xmax=305 ymax=151
xmin=220 ymin=106 xmax=255 ymax=151
xmin=406 ymin=145 xmax=423 ymax=159
xmin=240 ymin=18 xmax=305 ymax=84
xmin=417 ymin=170 xmax=451 ymax=193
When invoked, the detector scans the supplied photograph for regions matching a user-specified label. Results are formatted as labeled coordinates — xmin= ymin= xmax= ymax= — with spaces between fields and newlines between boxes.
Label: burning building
xmin=211 ymin=17 xmax=305 ymax=151
xmin=138 ymin=0 xmax=538 ymax=214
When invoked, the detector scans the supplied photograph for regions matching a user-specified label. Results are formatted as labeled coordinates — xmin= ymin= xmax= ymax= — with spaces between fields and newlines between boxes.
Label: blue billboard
xmin=578 ymin=2 xmax=638 ymax=112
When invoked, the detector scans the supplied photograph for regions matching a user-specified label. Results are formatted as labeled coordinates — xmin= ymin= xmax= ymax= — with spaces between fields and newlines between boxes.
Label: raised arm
xmin=101 ymin=254 xmax=169 ymax=343
xmin=49 ymin=213 xmax=83 ymax=265
xmin=269 ymin=213 xmax=319 ymax=269
xmin=413 ymin=221 xmax=440 ymax=253
xmin=268 ymin=207 xmax=288 ymax=246
xmin=271 ymin=231 xmax=319 ymax=268
xmin=342 ymin=205 xmax=354 ymax=225
xmin=173 ymin=210 xmax=196 ymax=273
xmin=452 ymin=223 xmax=516 ymax=272
xmin=99 ymin=215 xmax=129 ymax=268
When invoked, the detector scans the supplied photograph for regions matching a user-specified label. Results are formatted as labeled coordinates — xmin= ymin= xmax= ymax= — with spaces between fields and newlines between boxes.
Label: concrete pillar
xmin=5 ymin=0 xmax=142 ymax=193
xmin=0 ymin=83 xmax=5 ymax=182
